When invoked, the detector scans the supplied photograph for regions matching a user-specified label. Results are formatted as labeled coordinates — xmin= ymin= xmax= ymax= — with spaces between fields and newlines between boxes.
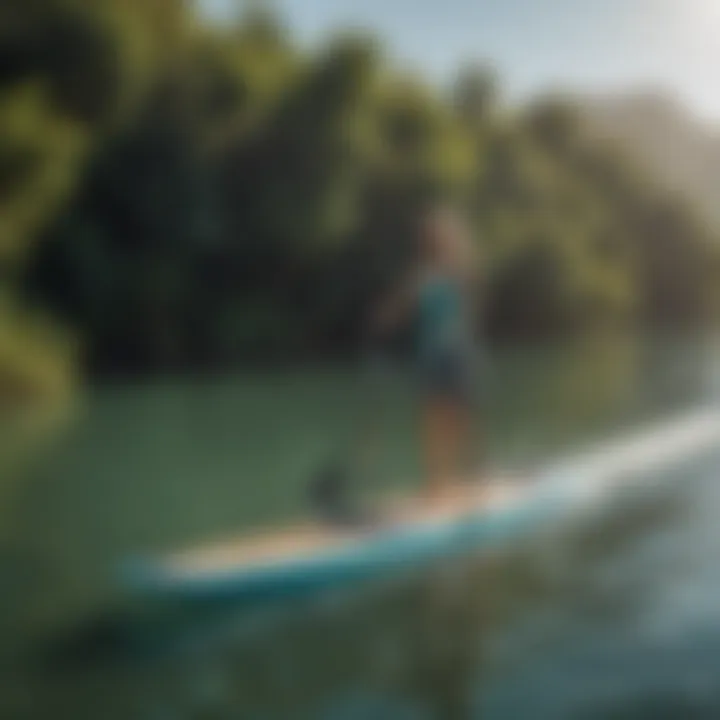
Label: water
xmin=2 ymin=335 xmax=720 ymax=719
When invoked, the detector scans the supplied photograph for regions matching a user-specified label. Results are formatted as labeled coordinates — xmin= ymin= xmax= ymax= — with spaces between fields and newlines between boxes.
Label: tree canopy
xmin=1 ymin=0 xmax=716 ymax=378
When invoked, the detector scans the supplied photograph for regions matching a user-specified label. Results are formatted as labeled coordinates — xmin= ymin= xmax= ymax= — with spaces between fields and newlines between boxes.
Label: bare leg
xmin=455 ymin=404 xmax=475 ymax=483
xmin=423 ymin=398 xmax=465 ymax=499
xmin=465 ymin=407 xmax=484 ymax=482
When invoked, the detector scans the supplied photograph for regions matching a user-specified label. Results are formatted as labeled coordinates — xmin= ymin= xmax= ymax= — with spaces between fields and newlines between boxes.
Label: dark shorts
xmin=418 ymin=350 xmax=478 ymax=407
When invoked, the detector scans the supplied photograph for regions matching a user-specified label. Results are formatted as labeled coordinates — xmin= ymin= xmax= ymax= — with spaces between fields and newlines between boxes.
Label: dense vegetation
xmin=1 ymin=0 xmax=718 ymax=381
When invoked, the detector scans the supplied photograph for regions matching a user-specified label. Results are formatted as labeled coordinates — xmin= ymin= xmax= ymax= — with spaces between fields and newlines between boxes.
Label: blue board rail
xmin=122 ymin=409 xmax=720 ymax=606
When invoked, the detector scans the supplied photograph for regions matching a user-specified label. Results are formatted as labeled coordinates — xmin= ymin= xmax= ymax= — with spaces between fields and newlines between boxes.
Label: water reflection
xmin=10 ymin=480 xmax=687 ymax=720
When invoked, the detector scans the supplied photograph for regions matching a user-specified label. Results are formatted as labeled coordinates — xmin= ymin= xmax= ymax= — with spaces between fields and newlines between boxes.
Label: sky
xmin=202 ymin=0 xmax=720 ymax=121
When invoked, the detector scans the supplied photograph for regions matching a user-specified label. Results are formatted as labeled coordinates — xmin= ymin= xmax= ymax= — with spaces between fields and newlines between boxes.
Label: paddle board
xmin=122 ymin=409 xmax=720 ymax=605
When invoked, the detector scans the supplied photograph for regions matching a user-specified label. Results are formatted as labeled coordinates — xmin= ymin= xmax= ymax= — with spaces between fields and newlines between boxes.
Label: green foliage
xmin=453 ymin=63 xmax=499 ymax=127
xmin=0 ymin=286 xmax=76 ymax=424
xmin=0 ymin=83 xmax=88 ymax=260
xmin=0 ymin=0 xmax=191 ymax=263
xmin=2 ymin=1 xmax=717 ymax=376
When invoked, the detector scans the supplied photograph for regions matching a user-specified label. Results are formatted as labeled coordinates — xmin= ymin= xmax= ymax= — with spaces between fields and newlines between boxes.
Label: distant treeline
xmin=1 ymin=0 xmax=718 ymax=375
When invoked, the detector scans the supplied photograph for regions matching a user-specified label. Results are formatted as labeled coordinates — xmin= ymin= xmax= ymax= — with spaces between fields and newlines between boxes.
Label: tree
xmin=453 ymin=63 xmax=499 ymax=127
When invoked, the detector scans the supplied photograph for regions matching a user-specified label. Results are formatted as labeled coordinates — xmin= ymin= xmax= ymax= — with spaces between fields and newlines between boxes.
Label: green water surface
xmin=2 ymin=335 xmax=719 ymax=719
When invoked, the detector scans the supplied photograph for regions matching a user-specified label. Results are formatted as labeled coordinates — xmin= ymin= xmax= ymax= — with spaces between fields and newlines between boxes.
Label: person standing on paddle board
xmin=372 ymin=205 xmax=482 ymax=499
